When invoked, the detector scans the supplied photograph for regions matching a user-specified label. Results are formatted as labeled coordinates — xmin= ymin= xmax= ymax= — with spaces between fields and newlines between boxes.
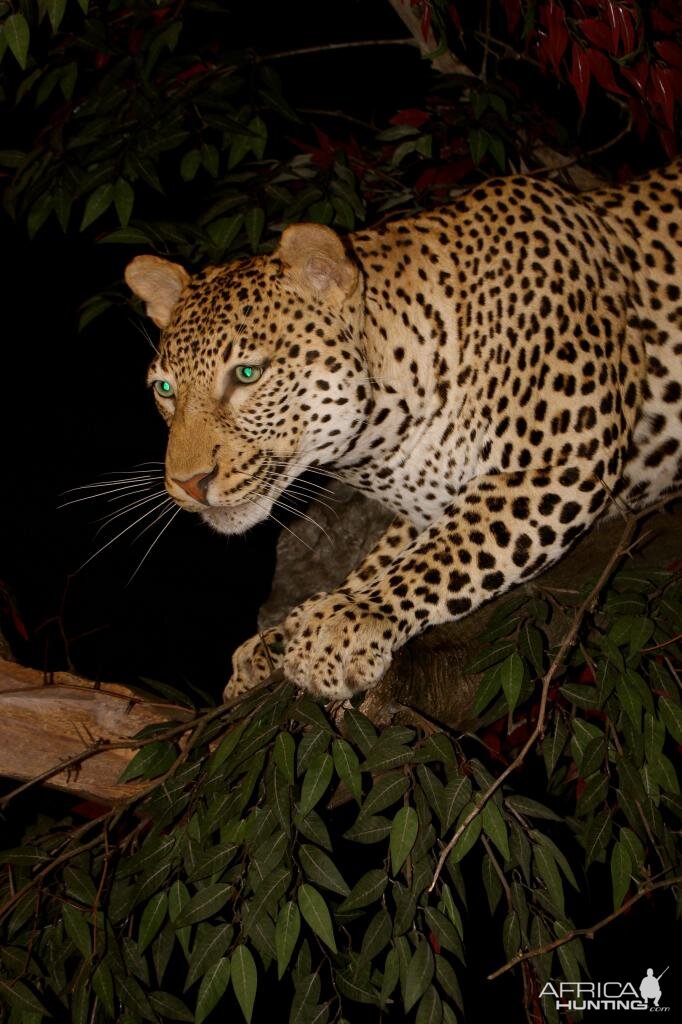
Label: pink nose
xmin=172 ymin=466 xmax=218 ymax=504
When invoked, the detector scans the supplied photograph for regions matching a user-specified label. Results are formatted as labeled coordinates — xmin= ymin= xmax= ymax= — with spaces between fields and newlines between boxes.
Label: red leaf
xmin=428 ymin=933 xmax=441 ymax=955
xmin=569 ymin=43 xmax=591 ymax=111
xmin=577 ymin=666 xmax=595 ymax=685
xmin=615 ymin=3 xmax=637 ymax=55
xmin=421 ymin=3 xmax=432 ymax=42
xmin=620 ymin=57 xmax=649 ymax=96
xmin=390 ymin=108 xmax=430 ymax=128
xmin=174 ymin=61 xmax=212 ymax=83
xmin=656 ymin=41 xmax=682 ymax=71
xmin=587 ymin=50 xmax=628 ymax=96
xmin=448 ymin=3 xmax=462 ymax=33
xmin=415 ymin=159 xmax=473 ymax=192
xmin=94 ymin=52 xmax=110 ymax=71
xmin=543 ymin=3 xmax=569 ymax=74
xmin=603 ymin=0 xmax=621 ymax=53
xmin=575 ymin=777 xmax=586 ymax=799
xmin=579 ymin=17 xmax=614 ymax=52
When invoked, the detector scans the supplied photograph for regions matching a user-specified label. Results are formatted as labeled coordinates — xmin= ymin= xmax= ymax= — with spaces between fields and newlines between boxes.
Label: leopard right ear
xmin=125 ymin=255 xmax=190 ymax=328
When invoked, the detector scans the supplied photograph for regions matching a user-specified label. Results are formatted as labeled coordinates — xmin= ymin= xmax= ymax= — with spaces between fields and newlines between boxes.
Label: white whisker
xmin=93 ymin=490 xmax=169 ymax=535
xmin=75 ymin=496 xmax=174 ymax=573
xmin=127 ymin=506 xmax=182 ymax=584
xmin=244 ymin=493 xmax=316 ymax=553
xmin=58 ymin=481 xmax=158 ymax=509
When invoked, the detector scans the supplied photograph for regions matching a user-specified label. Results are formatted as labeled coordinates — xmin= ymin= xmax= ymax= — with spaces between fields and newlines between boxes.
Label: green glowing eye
xmin=235 ymin=365 xmax=263 ymax=384
xmin=153 ymin=379 xmax=174 ymax=398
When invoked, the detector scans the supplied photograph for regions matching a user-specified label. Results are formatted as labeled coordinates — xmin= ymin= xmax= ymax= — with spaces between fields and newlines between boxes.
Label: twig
xmin=260 ymin=40 xmax=416 ymax=62
xmin=429 ymin=513 xmax=640 ymax=892
xmin=481 ymin=834 xmax=512 ymax=910
xmin=642 ymin=632 xmax=682 ymax=653
xmin=487 ymin=874 xmax=682 ymax=981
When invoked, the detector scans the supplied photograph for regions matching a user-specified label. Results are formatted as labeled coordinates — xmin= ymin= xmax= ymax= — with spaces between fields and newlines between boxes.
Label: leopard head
xmin=125 ymin=224 xmax=369 ymax=534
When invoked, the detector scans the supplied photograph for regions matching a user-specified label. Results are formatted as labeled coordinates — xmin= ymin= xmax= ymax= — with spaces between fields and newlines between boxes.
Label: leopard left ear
xmin=277 ymin=223 xmax=358 ymax=304
xmin=125 ymin=255 xmax=190 ymax=328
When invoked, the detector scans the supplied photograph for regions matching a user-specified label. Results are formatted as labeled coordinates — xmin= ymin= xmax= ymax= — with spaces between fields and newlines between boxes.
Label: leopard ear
xmin=277 ymin=223 xmax=358 ymax=304
xmin=125 ymin=255 xmax=190 ymax=328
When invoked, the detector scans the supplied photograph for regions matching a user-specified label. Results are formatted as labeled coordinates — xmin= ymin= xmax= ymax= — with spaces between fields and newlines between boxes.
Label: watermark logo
xmin=540 ymin=966 xmax=670 ymax=1012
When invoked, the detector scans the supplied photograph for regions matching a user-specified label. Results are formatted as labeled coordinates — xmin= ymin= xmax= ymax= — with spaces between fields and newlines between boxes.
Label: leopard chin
xmin=200 ymin=497 xmax=271 ymax=535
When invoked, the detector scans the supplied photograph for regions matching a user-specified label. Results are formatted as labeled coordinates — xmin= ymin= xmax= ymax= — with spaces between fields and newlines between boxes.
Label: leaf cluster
xmin=0 ymin=553 xmax=680 ymax=1022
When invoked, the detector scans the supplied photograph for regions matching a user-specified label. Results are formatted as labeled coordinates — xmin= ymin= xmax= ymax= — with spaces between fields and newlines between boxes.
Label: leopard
xmin=125 ymin=159 xmax=682 ymax=702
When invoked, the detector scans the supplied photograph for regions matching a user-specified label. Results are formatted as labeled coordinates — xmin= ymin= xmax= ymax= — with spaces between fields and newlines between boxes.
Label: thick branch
xmin=387 ymin=0 xmax=475 ymax=76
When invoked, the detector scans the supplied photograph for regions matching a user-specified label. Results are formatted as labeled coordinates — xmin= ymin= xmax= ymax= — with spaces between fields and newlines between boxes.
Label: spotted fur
xmin=126 ymin=160 xmax=682 ymax=700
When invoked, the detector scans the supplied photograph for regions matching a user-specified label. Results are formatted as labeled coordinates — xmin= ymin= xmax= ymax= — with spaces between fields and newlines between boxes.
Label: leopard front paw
xmin=282 ymin=592 xmax=395 ymax=699
xmin=223 ymin=627 xmax=285 ymax=701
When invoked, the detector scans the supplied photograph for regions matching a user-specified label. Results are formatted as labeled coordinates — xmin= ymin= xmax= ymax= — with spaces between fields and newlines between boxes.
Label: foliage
xmin=1 ymin=1 xmax=681 ymax=328
xmin=1 ymin=528 xmax=680 ymax=1023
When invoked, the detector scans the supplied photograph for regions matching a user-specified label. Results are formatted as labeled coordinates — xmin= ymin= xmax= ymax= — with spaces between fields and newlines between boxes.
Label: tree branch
xmin=487 ymin=874 xmax=682 ymax=981
xmin=387 ymin=0 xmax=475 ymax=77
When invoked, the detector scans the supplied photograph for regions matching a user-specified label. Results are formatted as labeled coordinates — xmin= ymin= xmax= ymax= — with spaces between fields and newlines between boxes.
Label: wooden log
xmin=0 ymin=659 xmax=192 ymax=803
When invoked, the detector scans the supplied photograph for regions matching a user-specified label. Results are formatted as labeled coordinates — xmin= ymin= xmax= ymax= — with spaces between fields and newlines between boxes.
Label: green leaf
xmin=543 ymin=715 xmax=568 ymax=778
xmin=118 ymin=740 xmax=176 ymax=782
xmin=423 ymin=907 xmax=464 ymax=962
xmin=245 ymin=207 xmax=265 ymax=250
xmin=416 ymin=986 xmax=442 ymax=1024
xmin=337 ymin=869 xmax=388 ymax=913
xmin=647 ymin=752 xmax=680 ymax=794
xmin=173 ymin=883 xmax=230 ymax=928
xmin=481 ymin=800 xmax=510 ymax=861
xmin=195 ymin=958 xmax=230 ymax=1024
xmin=80 ymin=183 xmax=114 ymax=231
xmin=441 ymin=775 xmax=473 ymax=830
xmin=180 ymin=149 xmax=201 ymax=181
xmin=5 ymin=14 xmax=30 ymax=69
xmin=610 ymin=839 xmax=632 ymax=909
xmin=404 ymin=938 xmax=434 ymax=1013
xmin=275 ymin=901 xmax=300 ymax=979
xmin=0 ymin=978 xmax=49 ymax=1016
xmin=114 ymin=179 xmax=135 ymax=228
xmin=360 ymin=908 xmax=393 ymax=962
xmin=298 ymin=884 xmax=337 ymax=952
xmin=660 ymin=696 xmax=682 ymax=744
xmin=139 ymin=891 xmax=168 ymax=953
xmin=343 ymin=814 xmax=393 ymax=844
xmin=447 ymin=806 xmax=483 ymax=864
xmin=360 ymin=772 xmax=409 ymax=819
xmin=505 ymin=795 xmax=561 ymax=821
xmin=300 ymin=843 xmax=350 ymax=896
xmin=619 ymin=827 xmax=644 ymax=872
xmin=533 ymin=844 xmax=565 ymax=914
xmin=363 ymin=739 xmax=413 ymax=772
xmin=92 ymin=960 xmax=114 ymax=1017
xmin=434 ymin=954 xmax=463 ymax=1011
xmin=343 ymin=708 xmax=377 ymax=755
xmin=500 ymin=653 xmax=524 ymax=713
xmin=184 ymin=922 xmax=233 ymax=991
xmin=62 ymin=903 xmax=92 ymax=957
xmin=206 ymin=213 xmax=244 ymax=253
xmin=149 ymin=991 xmax=193 ymax=1021
xmin=116 ymin=974 xmax=157 ymax=1021
xmin=46 ymin=0 xmax=67 ymax=33
xmin=231 ymin=944 xmax=258 ymax=1023
xmin=332 ymin=739 xmax=362 ymax=802
xmin=390 ymin=805 xmax=419 ymax=875
xmin=299 ymin=753 xmax=333 ymax=816
xmin=273 ymin=731 xmax=296 ymax=783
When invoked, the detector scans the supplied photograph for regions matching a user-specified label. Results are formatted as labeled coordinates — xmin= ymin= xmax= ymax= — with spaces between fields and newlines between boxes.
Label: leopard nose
xmin=172 ymin=465 xmax=218 ymax=504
